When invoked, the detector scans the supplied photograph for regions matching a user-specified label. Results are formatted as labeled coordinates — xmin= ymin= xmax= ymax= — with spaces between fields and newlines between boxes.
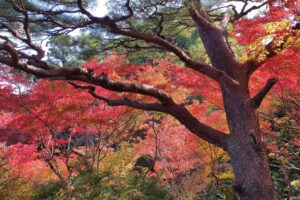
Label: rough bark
xmin=0 ymin=1 xmax=280 ymax=199
xmin=222 ymin=84 xmax=276 ymax=200
xmin=190 ymin=6 xmax=276 ymax=199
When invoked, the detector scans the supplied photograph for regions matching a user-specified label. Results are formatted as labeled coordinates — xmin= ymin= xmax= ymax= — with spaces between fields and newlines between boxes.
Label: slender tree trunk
xmin=222 ymin=86 xmax=276 ymax=200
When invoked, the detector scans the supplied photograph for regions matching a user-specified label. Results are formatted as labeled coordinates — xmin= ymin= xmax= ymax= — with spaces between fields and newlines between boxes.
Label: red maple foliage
xmin=0 ymin=2 xmax=299 ymax=197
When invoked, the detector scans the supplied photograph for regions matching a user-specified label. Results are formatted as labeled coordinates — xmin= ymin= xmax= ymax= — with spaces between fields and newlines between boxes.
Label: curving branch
xmin=245 ymin=36 xmax=289 ymax=77
xmin=0 ymin=0 xmax=233 ymax=151
xmin=9 ymin=1 xmax=45 ymax=59
xmin=114 ymin=0 xmax=134 ymax=22
xmin=67 ymin=81 xmax=229 ymax=151
xmin=0 ymin=53 xmax=229 ymax=150
xmin=0 ymin=0 xmax=241 ymax=87
xmin=251 ymin=77 xmax=278 ymax=109
xmin=68 ymin=81 xmax=166 ymax=112
xmin=232 ymin=0 xmax=270 ymax=22
xmin=76 ymin=0 xmax=238 ymax=87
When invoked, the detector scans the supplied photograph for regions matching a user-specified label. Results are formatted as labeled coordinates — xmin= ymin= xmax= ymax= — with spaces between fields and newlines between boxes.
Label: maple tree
xmin=0 ymin=55 xmax=214 ymax=182
xmin=0 ymin=0 xmax=300 ymax=199
xmin=0 ymin=70 xmax=139 ymax=181
xmin=0 ymin=62 xmax=217 ymax=199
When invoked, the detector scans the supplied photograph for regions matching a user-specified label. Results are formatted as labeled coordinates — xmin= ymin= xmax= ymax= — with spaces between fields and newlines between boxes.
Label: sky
xmin=94 ymin=0 xmax=266 ymax=18
xmin=65 ymin=0 xmax=267 ymax=36
xmin=65 ymin=0 xmax=266 ymax=42
xmin=92 ymin=0 xmax=267 ymax=19
xmin=41 ymin=0 xmax=267 ymax=61
xmin=66 ymin=0 xmax=108 ymax=37
xmin=3 ymin=0 xmax=268 ymax=92
xmin=2 ymin=0 xmax=267 ymax=93
xmin=94 ymin=0 xmax=109 ymax=17
xmin=223 ymin=1 xmax=267 ymax=18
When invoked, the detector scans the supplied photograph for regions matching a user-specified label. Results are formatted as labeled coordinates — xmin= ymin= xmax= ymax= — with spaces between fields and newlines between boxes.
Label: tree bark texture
xmin=0 ymin=1 xmax=281 ymax=199
xmin=223 ymin=86 xmax=276 ymax=200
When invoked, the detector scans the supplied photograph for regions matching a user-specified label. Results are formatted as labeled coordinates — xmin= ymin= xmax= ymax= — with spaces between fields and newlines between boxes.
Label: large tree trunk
xmin=190 ymin=11 xmax=277 ymax=197
xmin=0 ymin=1 xmax=278 ymax=199
xmin=222 ymin=86 xmax=276 ymax=200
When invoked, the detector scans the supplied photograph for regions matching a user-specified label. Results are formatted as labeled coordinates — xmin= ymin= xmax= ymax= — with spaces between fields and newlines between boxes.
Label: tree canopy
xmin=0 ymin=0 xmax=300 ymax=199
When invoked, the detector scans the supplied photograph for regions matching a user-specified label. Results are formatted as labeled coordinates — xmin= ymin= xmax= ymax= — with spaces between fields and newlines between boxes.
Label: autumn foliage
xmin=0 ymin=0 xmax=300 ymax=199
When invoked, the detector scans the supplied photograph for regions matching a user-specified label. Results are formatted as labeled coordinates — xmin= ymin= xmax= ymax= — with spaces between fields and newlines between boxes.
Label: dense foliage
xmin=0 ymin=0 xmax=300 ymax=199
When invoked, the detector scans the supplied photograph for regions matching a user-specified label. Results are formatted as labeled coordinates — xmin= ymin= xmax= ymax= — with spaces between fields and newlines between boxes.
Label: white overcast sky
xmin=94 ymin=0 xmax=109 ymax=17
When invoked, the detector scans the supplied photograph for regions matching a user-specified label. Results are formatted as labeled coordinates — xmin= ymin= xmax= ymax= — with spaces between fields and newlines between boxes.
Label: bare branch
xmin=233 ymin=1 xmax=269 ymax=22
xmin=9 ymin=2 xmax=45 ymax=59
xmin=114 ymin=0 xmax=134 ymax=22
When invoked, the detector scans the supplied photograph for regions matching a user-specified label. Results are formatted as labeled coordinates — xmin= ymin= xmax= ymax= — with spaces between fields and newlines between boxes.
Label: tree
xmin=0 ymin=73 xmax=139 ymax=180
xmin=0 ymin=0 xmax=299 ymax=199
xmin=261 ymin=95 xmax=300 ymax=199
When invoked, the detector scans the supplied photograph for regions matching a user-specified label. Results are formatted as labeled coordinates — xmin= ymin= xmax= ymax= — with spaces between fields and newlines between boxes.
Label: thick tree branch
xmin=68 ymin=82 xmax=229 ymax=150
xmin=251 ymin=78 xmax=278 ymax=109
xmin=1 ymin=43 xmax=229 ymax=150
xmin=68 ymin=81 xmax=229 ymax=150
xmin=0 ymin=41 xmax=49 ymax=69
xmin=68 ymin=81 xmax=167 ymax=112
xmin=245 ymin=29 xmax=295 ymax=77
xmin=76 ymin=0 xmax=238 ymax=87
xmin=0 ymin=0 xmax=240 ymax=87
xmin=244 ymin=41 xmax=280 ymax=76
xmin=165 ymin=104 xmax=229 ymax=151
xmin=0 ymin=43 xmax=19 ymax=64
xmin=189 ymin=7 xmax=241 ymax=79
xmin=189 ymin=8 xmax=215 ymax=30
xmin=0 ymin=1 xmax=231 ymax=150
